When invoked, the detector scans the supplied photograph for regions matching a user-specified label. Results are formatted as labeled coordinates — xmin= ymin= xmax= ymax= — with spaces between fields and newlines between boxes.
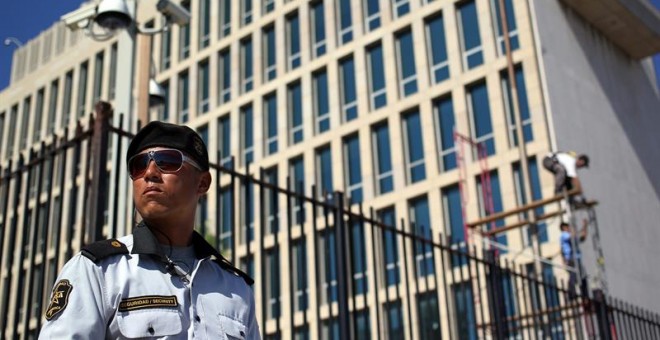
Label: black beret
xmin=126 ymin=121 xmax=209 ymax=171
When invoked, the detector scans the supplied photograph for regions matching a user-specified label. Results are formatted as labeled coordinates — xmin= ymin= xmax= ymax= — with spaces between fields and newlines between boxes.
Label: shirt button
xmin=195 ymin=315 xmax=201 ymax=322
xmin=148 ymin=326 xmax=155 ymax=335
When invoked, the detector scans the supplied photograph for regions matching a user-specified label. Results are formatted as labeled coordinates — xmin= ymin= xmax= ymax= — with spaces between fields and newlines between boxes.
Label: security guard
xmin=40 ymin=121 xmax=260 ymax=339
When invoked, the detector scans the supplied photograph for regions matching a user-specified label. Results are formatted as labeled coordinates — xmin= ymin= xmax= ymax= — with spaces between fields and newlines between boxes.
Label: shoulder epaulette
xmin=214 ymin=257 xmax=255 ymax=286
xmin=81 ymin=239 xmax=129 ymax=263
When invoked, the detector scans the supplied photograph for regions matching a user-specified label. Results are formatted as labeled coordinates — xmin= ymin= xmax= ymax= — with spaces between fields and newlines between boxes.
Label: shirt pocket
xmin=218 ymin=314 xmax=247 ymax=340
xmin=117 ymin=309 xmax=183 ymax=338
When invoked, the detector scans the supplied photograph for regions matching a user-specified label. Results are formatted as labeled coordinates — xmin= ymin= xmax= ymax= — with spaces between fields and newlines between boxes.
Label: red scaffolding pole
xmin=453 ymin=130 xmax=495 ymax=248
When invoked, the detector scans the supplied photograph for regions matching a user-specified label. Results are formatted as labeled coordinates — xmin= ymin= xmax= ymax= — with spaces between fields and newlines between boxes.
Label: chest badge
xmin=119 ymin=295 xmax=179 ymax=312
xmin=45 ymin=280 xmax=73 ymax=320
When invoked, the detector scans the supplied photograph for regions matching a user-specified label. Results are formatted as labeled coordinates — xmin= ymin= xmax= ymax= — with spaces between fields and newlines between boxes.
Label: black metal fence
xmin=1 ymin=110 xmax=659 ymax=339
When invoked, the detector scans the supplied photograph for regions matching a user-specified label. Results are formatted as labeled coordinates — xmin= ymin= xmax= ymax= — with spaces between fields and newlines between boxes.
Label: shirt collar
xmin=131 ymin=222 xmax=218 ymax=260
xmin=131 ymin=222 xmax=254 ymax=285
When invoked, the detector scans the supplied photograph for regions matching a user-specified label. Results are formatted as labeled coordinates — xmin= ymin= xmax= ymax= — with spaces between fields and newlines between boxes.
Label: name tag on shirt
xmin=119 ymin=295 xmax=179 ymax=312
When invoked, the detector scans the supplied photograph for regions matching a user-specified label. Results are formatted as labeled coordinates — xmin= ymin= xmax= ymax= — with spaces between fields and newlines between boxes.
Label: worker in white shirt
xmin=543 ymin=151 xmax=589 ymax=205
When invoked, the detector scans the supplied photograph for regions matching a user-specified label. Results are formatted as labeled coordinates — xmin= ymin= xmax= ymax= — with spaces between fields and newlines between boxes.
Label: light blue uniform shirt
xmin=561 ymin=230 xmax=580 ymax=262
xmin=39 ymin=225 xmax=260 ymax=339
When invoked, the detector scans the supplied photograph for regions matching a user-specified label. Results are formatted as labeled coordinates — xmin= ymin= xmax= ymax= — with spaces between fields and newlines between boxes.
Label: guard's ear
xmin=197 ymin=172 xmax=212 ymax=194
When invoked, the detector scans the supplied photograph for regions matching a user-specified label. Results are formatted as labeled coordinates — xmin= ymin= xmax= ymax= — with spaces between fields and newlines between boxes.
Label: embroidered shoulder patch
xmin=45 ymin=280 xmax=73 ymax=320
xmin=118 ymin=295 xmax=179 ymax=312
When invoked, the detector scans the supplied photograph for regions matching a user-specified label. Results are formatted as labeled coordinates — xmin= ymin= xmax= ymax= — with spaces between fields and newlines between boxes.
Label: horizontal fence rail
xmin=1 ymin=112 xmax=659 ymax=339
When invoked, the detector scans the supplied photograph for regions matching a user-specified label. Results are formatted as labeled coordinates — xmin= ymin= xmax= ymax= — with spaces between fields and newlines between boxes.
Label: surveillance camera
xmin=156 ymin=0 xmax=191 ymax=26
xmin=61 ymin=2 xmax=98 ymax=30
xmin=95 ymin=0 xmax=132 ymax=30
xmin=148 ymin=79 xmax=167 ymax=107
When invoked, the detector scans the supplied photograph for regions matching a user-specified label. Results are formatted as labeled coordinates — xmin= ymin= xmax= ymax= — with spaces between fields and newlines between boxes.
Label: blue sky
xmin=0 ymin=0 xmax=659 ymax=91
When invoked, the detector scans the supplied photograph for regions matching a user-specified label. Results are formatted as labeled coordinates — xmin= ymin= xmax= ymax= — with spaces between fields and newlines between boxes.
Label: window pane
xmin=350 ymin=220 xmax=368 ymax=294
xmin=241 ymin=38 xmax=253 ymax=93
xmin=433 ymin=96 xmax=457 ymax=171
xmin=199 ymin=0 xmax=211 ymax=49
xmin=316 ymin=145 xmax=333 ymax=198
xmin=378 ymin=207 xmax=399 ymax=286
xmin=417 ymin=291 xmax=441 ymax=340
xmin=392 ymin=0 xmax=410 ymax=18
xmin=287 ymin=13 xmax=301 ymax=70
xmin=218 ymin=115 xmax=232 ymax=167
xmin=311 ymin=2 xmax=327 ymax=57
xmin=396 ymin=30 xmax=418 ymax=97
xmin=385 ymin=301 xmax=404 ymax=338
xmin=219 ymin=0 xmax=232 ymax=38
xmin=198 ymin=60 xmax=210 ymax=114
xmin=477 ymin=170 xmax=507 ymax=250
xmin=502 ymin=65 xmax=533 ymax=146
xmin=218 ymin=49 xmax=231 ymax=104
xmin=240 ymin=105 xmax=254 ymax=165
xmin=77 ymin=61 xmax=88 ymax=118
xmin=288 ymin=82 xmax=303 ymax=144
xmin=467 ymin=81 xmax=495 ymax=155
xmin=264 ymin=166 xmax=279 ymax=234
xmin=93 ymin=52 xmax=104 ymax=102
xmin=372 ymin=122 xmax=393 ymax=194
xmin=178 ymin=71 xmax=189 ymax=123
xmin=292 ymin=240 xmax=308 ymax=311
xmin=241 ymin=0 xmax=253 ymax=26
xmin=339 ymin=57 xmax=358 ymax=122
xmin=265 ymin=247 xmax=280 ymax=319
xmin=492 ymin=0 xmax=519 ymax=54
xmin=337 ymin=0 xmax=353 ymax=44
xmin=402 ymin=110 xmax=426 ymax=183
xmin=344 ymin=134 xmax=363 ymax=204
xmin=179 ymin=1 xmax=191 ymax=60
xmin=442 ymin=184 xmax=466 ymax=267
xmin=264 ymin=93 xmax=278 ymax=155
xmin=219 ymin=186 xmax=233 ymax=252
xmin=409 ymin=196 xmax=433 ymax=276
xmin=426 ymin=15 xmax=450 ymax=83
xmin=313 ymin=69 xmax=330 ymax=133
xmin=458 ymin=0 xmax=483 ymax=69
xmin=263 ymin=26 xmax=277 ymax=81
xmin=367 ymin=43 xmax=387 ymax=110
xmin=290 ymin=156 xmax=306 ymax=224
xmin=453 ymin=282 xmax=477 ymax=340
xmin=364 ymin=0 xmax=381 ymax=31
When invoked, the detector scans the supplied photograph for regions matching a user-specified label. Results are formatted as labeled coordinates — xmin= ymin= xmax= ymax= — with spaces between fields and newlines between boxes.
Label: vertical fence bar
xmin=66 ymin=126 xmax=82 ymax=260
xmin=86 ymin=102 xmax=112 ymax=243
xmin=53 ymin=132 xmax=69 ymax=274
xmin=447 ymin=235 xmax=460 ymax=340
xmin=258 ymin=167 xmax=268 ymax=337
xmin=333 ymin=192 xmax=351 ymax=340
xmin=13 ymin=152 xmax=34 ymax=338
xmin=36 ymin=141 xmax=57 ymax=332
xmin=213 ymin=156 xmax=221 ymax=250
xmin=22 ymin=146 xmax=47 ymax=337
xmin=75 ymin=122 xmax=87 ymax=251
xmin=110 ymin=115 xmax=124 ymax=238
xmin=244 ymin=162 xmax=251 ymax=262
xmin=465 ymin=245 xmax=479 ymax=339
xmin=472 ymin=245 xmax=486 ymax=340
xmin=400 ymin=218 xmax=414 ymax=340
xmin=409 ymin=221 xmax=421 ymax=338
xmin=0 ymin=160 xmax=13 ymax=287
xmin=0 ymin=159 xmax=16 ymax=337
xmin=229 ymin=156 xmax=237 ymax=264
xmin=314 ymin=178 xmax=329 ymax=338
xmin=312 ymin=181 xmax=322 ymax=339
xmin=346 ymin=206 xmax=357 ymax=340
xmin=368 ymin=207 xmax=381 ymax=340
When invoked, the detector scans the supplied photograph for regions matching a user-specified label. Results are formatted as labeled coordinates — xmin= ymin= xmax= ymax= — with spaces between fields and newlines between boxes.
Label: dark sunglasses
xmin=128 ymin=149 xmax=202 ymax=180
